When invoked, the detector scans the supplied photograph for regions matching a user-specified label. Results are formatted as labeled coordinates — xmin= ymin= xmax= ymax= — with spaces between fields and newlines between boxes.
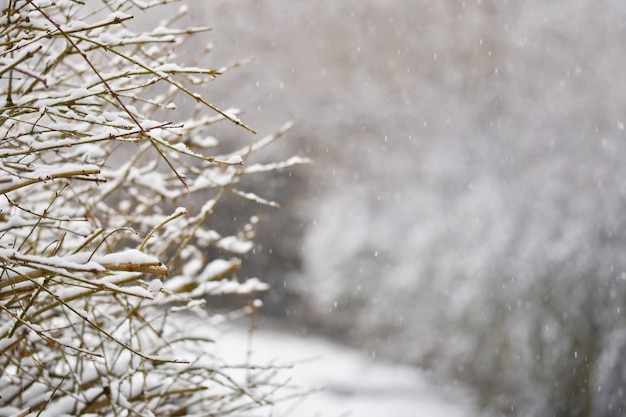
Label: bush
xmin=0 ymin=1 xmax=305 ymax=416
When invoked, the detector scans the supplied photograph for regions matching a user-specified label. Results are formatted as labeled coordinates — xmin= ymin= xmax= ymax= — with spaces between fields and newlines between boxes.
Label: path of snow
xmin=213 ymin=322 xmax=475 ymax=417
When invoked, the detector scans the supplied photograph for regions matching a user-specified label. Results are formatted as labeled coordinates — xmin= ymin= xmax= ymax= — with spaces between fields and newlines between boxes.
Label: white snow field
xmin=212 ymin=323 xmax=474 ymax=417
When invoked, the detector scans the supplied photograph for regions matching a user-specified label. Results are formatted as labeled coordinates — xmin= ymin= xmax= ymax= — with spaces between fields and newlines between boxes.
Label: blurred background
xmin=170 ymin=1 xmax=626 ymax=416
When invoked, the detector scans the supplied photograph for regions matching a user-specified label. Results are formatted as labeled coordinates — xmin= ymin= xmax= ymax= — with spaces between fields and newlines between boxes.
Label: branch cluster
xmin=0 ymin=1 xmax=306 ymax=416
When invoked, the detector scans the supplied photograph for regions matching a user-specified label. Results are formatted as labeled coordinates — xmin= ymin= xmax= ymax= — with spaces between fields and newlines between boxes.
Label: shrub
xmin=0 ymin=1 xmax=305 ymax=415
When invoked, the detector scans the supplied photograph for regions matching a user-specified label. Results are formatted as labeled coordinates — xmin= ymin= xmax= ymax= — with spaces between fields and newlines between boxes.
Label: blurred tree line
xmin=190 ymin=1 xmax=626 ymax=416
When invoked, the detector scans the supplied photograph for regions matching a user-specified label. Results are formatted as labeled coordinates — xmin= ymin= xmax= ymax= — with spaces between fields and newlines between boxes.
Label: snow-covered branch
xmin=0 ymin=1 xmax=306 ymax=416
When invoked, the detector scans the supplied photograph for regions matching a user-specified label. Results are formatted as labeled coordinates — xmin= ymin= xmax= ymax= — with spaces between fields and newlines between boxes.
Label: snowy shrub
xmin=294 ymin=1 xmax=626 ymax=416
xmin=302 ymin=144 xmax=626 ymax=416
xmin=0 ymin=1 xmax=305 ymax=416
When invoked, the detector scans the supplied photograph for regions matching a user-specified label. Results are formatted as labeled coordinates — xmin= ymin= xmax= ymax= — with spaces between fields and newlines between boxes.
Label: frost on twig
xmin=0 ymin=1 xmax=307 ymax=416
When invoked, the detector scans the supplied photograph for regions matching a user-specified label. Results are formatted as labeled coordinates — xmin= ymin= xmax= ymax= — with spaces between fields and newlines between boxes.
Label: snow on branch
xmin=0 ymin=1 xmax=307 ymax=416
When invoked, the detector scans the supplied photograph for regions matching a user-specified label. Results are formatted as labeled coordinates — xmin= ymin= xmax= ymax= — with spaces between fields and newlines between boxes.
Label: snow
xmin=173 ymin=206 xmax=187 ymax=216
xmin=231 ymin=189 xmax=279 ymax=207
xmin=105 ymin=283 xmax=153 ymax=299
xmin=242 ymin=156 xmax=312 ymax=174
xmin=1 ymin=214 xmax=30 ymax=230
xmin=222 ymin=108 xmax=241 ymax=123
xmin=235 ymin=277 xmax=269 ymax=293
xmin=184 ymin=277 xmax=269 ymax=296
xmin=67 ymin=20 xmax=88 ymax=31
xmin=190 ymin=135 xmax=218 ymax=148
xmin=225 ymin=154 xmax=243 ymax=164
xmin=217 ymin=235 xmax=254 ymax=254
xmin=108 ymin=11 xmax=133 ymax=22
xmin=212 ymin=323 xmax=474 ymax=417
xmin=200 ymin=258 xmax=236 ymax=280
xmin=31 ymin=163 xmax=100 ymax=180
xmin=97 ymin=32 xmax=123 ymax=45
xmin=148 ymin=278 xmax=163 ymax=294
xmin=172 ymin=142 xmax=189 ymax=152
xmin=0 ymin=249 xmax=106 ymax=275
xmin=94 ymin=249 xmax=161 ymax=267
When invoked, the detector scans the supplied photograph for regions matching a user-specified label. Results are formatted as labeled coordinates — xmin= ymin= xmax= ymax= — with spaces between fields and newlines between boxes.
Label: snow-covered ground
xmin=212 ymin=322 xmax=474 ymax=417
